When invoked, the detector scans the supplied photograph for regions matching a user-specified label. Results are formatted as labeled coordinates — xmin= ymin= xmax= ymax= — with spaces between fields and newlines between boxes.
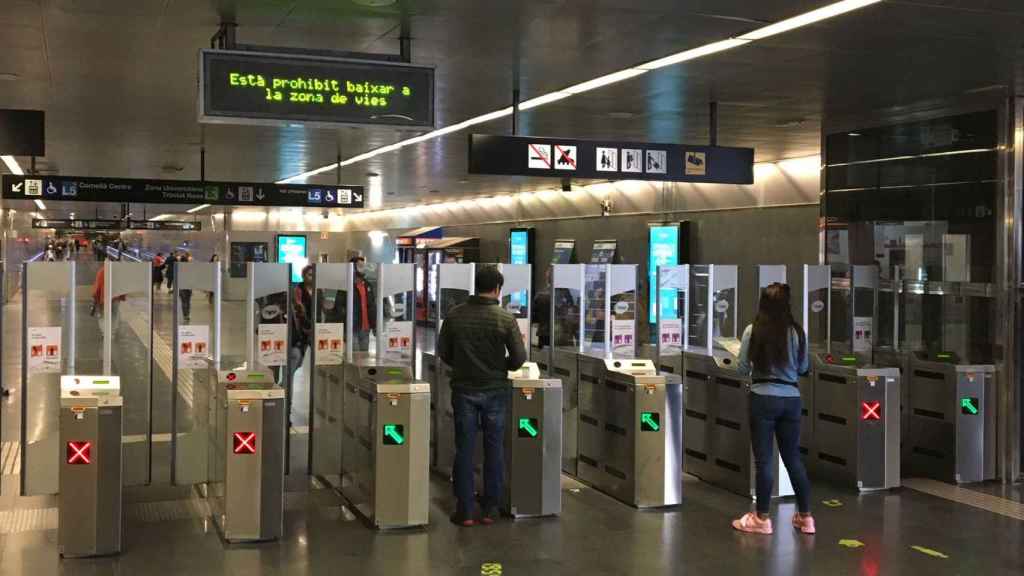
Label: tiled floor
xmin=2 ymin=285 xmax=1024 ymax=575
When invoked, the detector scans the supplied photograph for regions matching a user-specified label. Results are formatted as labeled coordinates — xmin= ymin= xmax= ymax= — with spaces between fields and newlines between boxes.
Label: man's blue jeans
xmin=451 ymin=388 xmax=508 ymax=517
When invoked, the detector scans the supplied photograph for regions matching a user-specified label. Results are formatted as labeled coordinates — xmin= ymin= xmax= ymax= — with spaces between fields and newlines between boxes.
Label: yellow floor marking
xmin=822 ymin=499 xmax=843 ymax=508
xmin=838 ymin=539 xmax=865 ymax=549
xmin=911 ymin=546 xmax=949 ymax=559
xmin=481 ymin=562 xmax=503 ymax=575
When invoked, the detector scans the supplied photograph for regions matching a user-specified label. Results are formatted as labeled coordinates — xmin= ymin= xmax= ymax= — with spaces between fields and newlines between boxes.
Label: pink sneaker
xmin=792 ymin=514 xmax=816 ymax=534
xmin=732 ymin=512 xmax=773 ymax=535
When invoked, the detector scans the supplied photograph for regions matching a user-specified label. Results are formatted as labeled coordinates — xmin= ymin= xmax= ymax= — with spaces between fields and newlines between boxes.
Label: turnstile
xmin=576 ymin=358 xmax=682 ymax=508
xmin=341 ymin=362 xmax=430 ymax=529
xmin=208 ymin=365 xmax=285 ymax=543
xmin=810 ymin=354 xmax=901 ymax=491
xmin=530 ymin=345 xmax=551 ymax=375
xmin=552 ymin=349 xmax=579 ymax=475
xmin=681 ymin=351 xmax=794 ymax=499
xmin=59 ymin=376 xmax=123 ymax=558
xmin=507 ymin=363 xmax=563 ymax=518
xmin=421 ymin=350 xmax=439 ymax=467
xmin=905 ymin=354 xmax=996 ymax=484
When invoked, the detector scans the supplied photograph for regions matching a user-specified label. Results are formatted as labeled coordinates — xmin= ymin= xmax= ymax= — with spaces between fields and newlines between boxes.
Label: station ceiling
xmin=2 ymin=0 xmax=1024 ymax=214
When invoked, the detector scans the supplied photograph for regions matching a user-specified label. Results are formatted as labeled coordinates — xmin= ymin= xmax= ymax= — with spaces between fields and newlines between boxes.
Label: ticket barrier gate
xmin=208 ymin=364 xmax=285 ymax=543
xmin=576 ymin=359 xmax=683 ymax=508
xmin=506 ymin=363 xmax=563 ymax=518
xmin=421 ymin=351 xmax=439 ymax=467
xmin=341 ymin=362 xmax=430 ymax=529
xmin=809 ymin=354 xmax=901 ymax=490
xmin=905 ymin=353 xmax=996 ymax=484
xmin=430 ymin=357 xmax=484 ymax=481
xmin=681 ymin=351 xmax=793 ymax=499
xmin=551 ymin=349 xmax=579 ymax=476
xmin=59 ymin=376 xmax=123 ymax=558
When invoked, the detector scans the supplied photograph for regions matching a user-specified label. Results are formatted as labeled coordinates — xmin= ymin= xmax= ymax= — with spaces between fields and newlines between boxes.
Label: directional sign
xmin=3 ymin=174 xmax=365 ymax=208
xmin=640 ymin=411 xmax=660 ymax=432
xmin=469 ymin=134 xmax=754 ymax=184
xmin=383 ymin=424 xmax=405 ymax=445
xmin=960 ymin=397 xmax=979 ymax=415
xmin=33 ymin=218 xmax=201 ymax=231
xmin=518 ymin=417 xmax=539 ymax=438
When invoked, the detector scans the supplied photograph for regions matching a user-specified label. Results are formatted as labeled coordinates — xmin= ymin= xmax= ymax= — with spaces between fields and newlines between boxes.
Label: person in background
xmin=152 ymin=252 xmax=166 ymax=294
xmin=177 ymin=252 xmax=194 ymax=323
xmin=165 ymin=250 xmax=177 ymax=292
xmin=290 ymin=264 xmax=315 ymax=376
xmin=350 ymin=256 xmax=376 ymax=352
xmin=438 ymin=265 xmax=527 ymax=527
xmin=732 ymin=283 xmax=815 ymax=535
xmin=208 ymin=254 xmax=220 ymax=303
xmin=532 ymin=267 xmax=553 ymax=348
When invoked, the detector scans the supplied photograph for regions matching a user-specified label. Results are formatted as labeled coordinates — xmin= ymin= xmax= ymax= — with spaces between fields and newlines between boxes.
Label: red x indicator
xmin=861 ymin=401 xmax=881 ymax=421
xmin=233 ymin=432 xmax=257 ymax=455
xmin=67 ymin=441 xmax=91 ymax=464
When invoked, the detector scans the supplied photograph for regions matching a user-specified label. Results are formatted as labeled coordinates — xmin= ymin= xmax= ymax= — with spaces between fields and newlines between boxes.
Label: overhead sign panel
xmin=0 ymin=109 xmax=45 ymax=156
xmin=199 ymin=49 xmax=435 ymax=128
xmin=33 ymin=218 xmax=202 ymax=231
xmin=3 ymin=174 xmax=365 ymax=208
xmin=469 ymin=134 xmax=754 ymax=184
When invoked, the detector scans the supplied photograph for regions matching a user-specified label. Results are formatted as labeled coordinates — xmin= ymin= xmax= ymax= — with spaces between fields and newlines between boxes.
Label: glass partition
xmin=376 ymin=263 xmax=416 ymax=369
xmin=499 ymin=263 xmax=532 ymax=354
xmin=656 ymin=264 xmax=688 ymax=357
xmin=582 ymin=265 xmax=607 ymax=357
xmin=803 ymin=265 xmax=831 ymax=352
xmin=436 ymin=263 xmax=474 ymax=352
xmin=851 ymin=265 xmax=878 ymax=361
xmin=688 ymin=265 xmax=712 ymax=353
xmin=21 ymin=261 xmax=75 ymax=496
xmin=552 ymin=264 xmax=584 ymax=352
xmin=711 ymin=265 xmax=739 ymax=358
xmin=311 ymin=263 xmax=350 ymax=484
xmin=609 ymin=264 xmax=637 ymax=358
xmin=172 ymin=262 xmax=221 ymax=486
xmin=105 ymin=261 xmax=153 ymax=486
xmin=245 ymin=263 xmax=293 ymax=469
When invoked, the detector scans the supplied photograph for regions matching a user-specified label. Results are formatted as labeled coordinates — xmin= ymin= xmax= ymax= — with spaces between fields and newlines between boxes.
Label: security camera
xmin=322 ymin=209 xmax=329 ymax=220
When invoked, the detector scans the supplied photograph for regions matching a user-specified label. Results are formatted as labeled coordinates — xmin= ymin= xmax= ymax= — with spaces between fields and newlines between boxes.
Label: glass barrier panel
xmin=311 ymin=263 xmax=350 ymax=484
xmin=711 ymin=265 xmax=739 ymax=357
xmin=608 ymin=264 xmax=637 ymax=359
xmin=656 ymin=264 xmax=688 ymax=357
xmin=436 ymin=263 xmax=474 ymax=353
xmin=552 ymin=264 xmax=583 ymax=353
xmin=803 ymin=265 xmax=831 ymax=352
xmin=582 ymin=264 xmax=609 ymax=357
xmin=688 ymin=265 xmax=712 ymax=353
xmin=829 ymin=265 xmax=852 ymax=354
xmin=499 ymin=263 xmax=532 ymax=354
xmin=377 ymin=263 xmax=416 ymax=368
xmin=852 ymin=265 xmax=878 ymax=359
xmin=21 ymin=262 xmax=75 ymax=496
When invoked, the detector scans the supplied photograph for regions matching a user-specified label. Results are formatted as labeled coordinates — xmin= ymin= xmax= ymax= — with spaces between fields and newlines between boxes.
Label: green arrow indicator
xmin=961 ymin=398 xmax=978 ymax=415
xmin=641 ymin=412 xmax=660 ymax=432
xmin=383 ymin=424 xmax=405 ymax=445
xmin=518 ymin=418 xmax=538 ymax=438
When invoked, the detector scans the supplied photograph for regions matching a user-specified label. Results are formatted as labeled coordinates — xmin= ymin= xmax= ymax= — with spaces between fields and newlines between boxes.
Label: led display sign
xmin=277 ymin=235 xmax=308 ymax=283
xmin=649 ymin=225 xmax=680 ymax=324
xmin=518 ymin=417 xmax=540 ymax=438
xmin=200 ymin=49 xmax=435 ymax=128
xmin=960 ymin=397 xmax=979 ymax=415
xmin=640 ymin=412 xmax=660 ymax=432
xmin=861 ymin=401 xmax=881 ymax=421
xmin=233 ymin=432 xmax=257 ymax=455
xmin=383 ymin=424 xmax=406 ymax=445
xmin=67 ymin=441 xmax=92 ymax=465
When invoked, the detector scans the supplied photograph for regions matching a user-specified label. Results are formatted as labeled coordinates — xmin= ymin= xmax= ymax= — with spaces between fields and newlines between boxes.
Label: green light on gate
xmin=248 ymin=373 xmax=266 ymax=379
xmin=841 ymin=356 xmax=858 ymax=365
xmin=383 ymin=424 xmax=405 ymax=445
xmin=518 ymin=418 xmax=539 ymax=438
xmin=641 ymin=412 xmax=660 ymax=432
xmin=936 ymin=353 xmax=953 ymax=359
xmin=961 ymin=397 xmax=979 ymax=415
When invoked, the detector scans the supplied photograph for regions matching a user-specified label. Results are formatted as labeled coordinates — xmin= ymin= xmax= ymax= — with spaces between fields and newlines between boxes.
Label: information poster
xmin=178 ymin=325 xmax=210 ymax=369
xmin=258 ymin=323 xmax=288 ymax=366
xmin=611 ymin=319 xmax=635 ymax=355
xmin=384 ymin=320 xmax=413 ymax=356
xmin=315 ymin=323 xmax=345 ymax=366
xmin=28 ymin=326 xmax=61 ymax=373
xmin=659 ymin=318 xmax=683 ymax=354
xmin=853 ymin=316 xmax=873 ymax=353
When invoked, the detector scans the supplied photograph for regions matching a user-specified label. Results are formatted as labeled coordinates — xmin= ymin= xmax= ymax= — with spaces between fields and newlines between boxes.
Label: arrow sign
xmin=383 ymin=424 xmax=405 ymax=445
xmin=961 ymin=397 xmax=979 ymax=415
xmin=12 ymin=182 xmax=22 ymax=192
xmin=353 ymin=191 xmax=363 ymax=203
xmin=518 ymin=418 xmax=539 ymax=438
xmin=641 ymin=412 xmax=660 ymax=432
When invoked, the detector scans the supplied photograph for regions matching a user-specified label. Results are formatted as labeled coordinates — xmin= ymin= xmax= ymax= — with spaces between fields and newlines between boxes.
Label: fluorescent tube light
xmin=636 ymin=38 xmax=750 ymax=70
xmin=738 ymin=0 xmax=883 ymax=40
xmin=149 ymin=214 xmax=172 ymax=221
xmin=1 ymin=155 xmax=23 ymax=175
xmin=564 ymin=69 xmax=648 ymax=94
xmin=34 ymin=199 xmax=46 ymax=210
xmin=519 ymin=91 xmax=572 ymax=110
xmin=186 ymin=204 xmax=211 ymax=213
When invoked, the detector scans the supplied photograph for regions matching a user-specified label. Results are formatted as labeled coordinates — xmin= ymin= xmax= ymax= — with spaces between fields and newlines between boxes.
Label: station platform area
xmin=0 ymin=301 xmax=1021 ymax=576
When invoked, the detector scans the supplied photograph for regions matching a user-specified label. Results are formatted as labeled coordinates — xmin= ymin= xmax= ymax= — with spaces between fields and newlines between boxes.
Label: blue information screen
xmin=510 ymin=230 xmax=529 ymax=265
xmin=648 ymin=225 xmax=679 ymax=323
xmin=277 ymin=235 xmax=308 ymax=283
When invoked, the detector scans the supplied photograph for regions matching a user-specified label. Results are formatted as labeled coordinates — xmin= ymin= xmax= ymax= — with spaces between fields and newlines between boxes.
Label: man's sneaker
xmin=792 ymin=514 xmax=816 ymax=534
xmin=732 ymin=512 xmax=773 ymax=535
xmin=480 ymin=508 xmax=500 ymax=525
xmin=450 ymin=513 xmax=476 ymax=528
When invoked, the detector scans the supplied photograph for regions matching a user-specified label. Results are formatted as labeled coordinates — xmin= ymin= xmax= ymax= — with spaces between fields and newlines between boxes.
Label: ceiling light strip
xmin=186 ymin=204 xmax=211 ymax=213
xmin=825 ymin=147 xmax=997 ymax=168
xmin=1 ymin=155 xmax=24 ymax=176
xmin=34 ymin=199 xmax=46 ymax=210
xmin=277 ymin=0 xmax=884 ymax=184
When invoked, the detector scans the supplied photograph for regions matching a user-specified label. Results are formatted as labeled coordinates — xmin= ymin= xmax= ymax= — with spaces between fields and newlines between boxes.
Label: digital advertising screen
xmin=510 ymin=229 xmax=530 ymax=265
xmin=277 ymin=234 xmax=308 ymax=283
xmin=552 ymin=240 xmax=576 ymax=264
xmin=649 ymin=225 xmax=680 ymax=323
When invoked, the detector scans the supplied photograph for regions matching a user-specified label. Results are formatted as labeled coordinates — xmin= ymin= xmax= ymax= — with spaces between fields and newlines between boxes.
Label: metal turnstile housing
xmin=341 ymin=362 xmax=430 ymax=529
xmin=507 ymin=365 xmax=563 ymax=518
xmin=906 ymin=359 xmax=996 ymax=484
xmin=421 ymin=351 xmax=439 ymax=468
xmin=576 ymin=358 xmax=682 ymax=508
xmin=810 ymin=358 xmax=901 ymax=490
xmin=59 ymin=376 xmax=123 ymax=558
xmin=681 ymin=352 xmax=794 ymax=499
xmin=209 ymin=366 xmax=285 ymax=542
